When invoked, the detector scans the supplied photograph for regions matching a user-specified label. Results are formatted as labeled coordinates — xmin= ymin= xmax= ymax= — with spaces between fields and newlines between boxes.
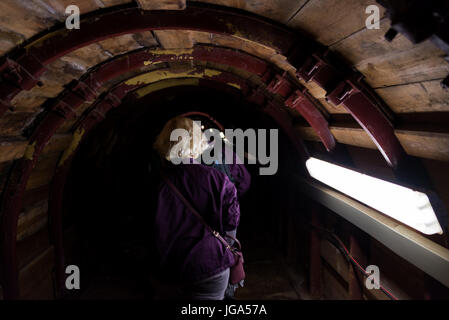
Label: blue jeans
xmin=181 ymin=268 xmax=230 ymax=300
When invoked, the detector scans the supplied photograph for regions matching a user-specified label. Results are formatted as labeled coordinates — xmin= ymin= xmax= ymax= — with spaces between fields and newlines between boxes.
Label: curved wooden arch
xmin=0 ymin=2 xmax=404 ymax=166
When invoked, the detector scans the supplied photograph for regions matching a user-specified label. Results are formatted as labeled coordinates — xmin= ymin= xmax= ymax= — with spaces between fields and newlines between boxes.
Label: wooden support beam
xmin=296 ymin=125 xmax=449 ymax=162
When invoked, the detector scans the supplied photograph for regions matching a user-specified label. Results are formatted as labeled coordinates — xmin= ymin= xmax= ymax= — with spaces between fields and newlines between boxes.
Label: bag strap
xmin=161 ymin=172 xmax=234 ymax=251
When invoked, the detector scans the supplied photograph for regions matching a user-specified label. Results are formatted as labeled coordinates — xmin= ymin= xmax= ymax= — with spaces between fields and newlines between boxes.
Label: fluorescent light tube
xmin=305 ymin=157 xmax=443 ymax=235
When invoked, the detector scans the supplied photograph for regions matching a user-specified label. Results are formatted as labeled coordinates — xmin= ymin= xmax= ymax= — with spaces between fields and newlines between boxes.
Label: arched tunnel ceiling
xmin=0 ymin=0 xmax=449 ymax=300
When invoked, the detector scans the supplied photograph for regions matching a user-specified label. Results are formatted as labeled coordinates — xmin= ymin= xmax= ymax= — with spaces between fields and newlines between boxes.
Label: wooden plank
xmin=25 ymin=153 xmax=60 ymax=191
xmin=320 ymin=239 xmax=349 ymax=282
xmin=153 ymin=30 xmax=194 ymax=49
xmin=10 ymin=92 xmax=47 ymax=113
xmin=358 ymin=44 xmax=449 ymax=88
xmin=132 ymin=31 xmax=159 ymax=48
xmin=296 ymin=125 xmax=449 ymax=162
xmin=137 ymin=0 xmax=186 ymax=10
xmin=0 ymin=138 xmax=28 ymax=163
xmin=331 ymin=18 xmax=413 ymax=64
xmin=395 ymin=130 xmax=449 ymax=163
xmin=0 ymin=0 xmax=57 ymax=39
xmin=19 ymin=246 xmax=55 ymax=300
xmin=332 ymin=18 xmax=449 ymax=87
xmin=375 ymin=80 xmax=449 ymax=113
xmin=11 ymin=57 xmax=86 ymax=110
xmin=297 ymin=126 xmax=377 ymax=150
xmin=0 ymin=112 xmax=34 ymax=136
xmin=288 ymin=0 xmax=385 ymax=46
xmin=98 ymin=34 xmax=144 ymax=56
xmin=23 ymin=185 xmax=50 ymax=208
xmin=0 ymin=134 xmax=70 ymax=165
xmin=60 ymin=43 xmax=111 ymax=72
xmin=199 ymin=0 xmax=308 ymax=24
xmin=17 ymin=200 xmax=48 ymax=241
xmin=322 ymin=262 xmax=349 ymax=299
xmin=42 ymin=133 xmax=73 ymax=155
xmin=190 ymin=31 xmax=213 ymax=45
xmin=42 ymin=0 xmax=102 ymax=18
xmin=0 ymin=28 xmax=25 ymax=57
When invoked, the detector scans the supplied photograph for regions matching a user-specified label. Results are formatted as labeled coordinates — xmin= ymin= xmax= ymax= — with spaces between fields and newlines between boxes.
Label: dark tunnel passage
xmin=63 ymin=85 xmax=307 ymax=299
xmin=1 ymin=0 xmax=449 ymax=303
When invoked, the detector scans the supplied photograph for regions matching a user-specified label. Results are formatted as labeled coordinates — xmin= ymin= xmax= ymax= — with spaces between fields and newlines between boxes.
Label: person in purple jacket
xmin=151 ymin=116 xmax=241 ymax=300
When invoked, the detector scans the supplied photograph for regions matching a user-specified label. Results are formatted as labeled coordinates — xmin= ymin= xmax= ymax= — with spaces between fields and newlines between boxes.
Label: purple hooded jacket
xmin=154 ymin=160 xmax=241 ymax=284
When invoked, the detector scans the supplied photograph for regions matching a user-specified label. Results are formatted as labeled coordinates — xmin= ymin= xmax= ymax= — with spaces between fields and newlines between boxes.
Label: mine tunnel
xmin=0 ymin=0 xmax=449 ymax=301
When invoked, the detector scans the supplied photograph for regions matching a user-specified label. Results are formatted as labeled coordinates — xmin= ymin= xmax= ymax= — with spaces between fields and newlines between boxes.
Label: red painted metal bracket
xmin=285 ymin=89 xmax=336 ymax=152
xmin=266 ymin=73 xmax=335 ymax=152
xmin=267 ymin=74 xmax=293 ymax=98
xmin=290 ymin=47 xmax=405 ymax=168
xmin=326 ymin=75 xmax=406 ymax=168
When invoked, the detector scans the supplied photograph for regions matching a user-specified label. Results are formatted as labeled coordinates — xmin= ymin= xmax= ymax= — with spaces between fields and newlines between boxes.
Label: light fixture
xmin=305 ymin=157 xmax=443 ymax=235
